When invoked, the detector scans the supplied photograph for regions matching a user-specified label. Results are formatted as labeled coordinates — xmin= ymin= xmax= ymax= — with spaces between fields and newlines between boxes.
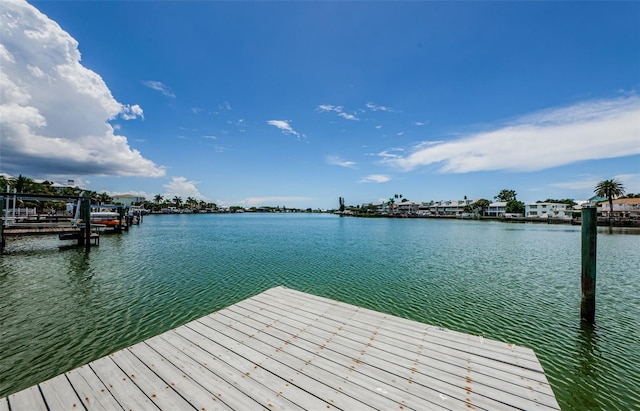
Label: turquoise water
xmin=1 ymin=214 xmax=639 ymax=410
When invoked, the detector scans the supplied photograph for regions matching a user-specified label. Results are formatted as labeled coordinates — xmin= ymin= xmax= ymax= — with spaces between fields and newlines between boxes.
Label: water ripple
xmin=1 ymin=215 xmax=639 ymax=410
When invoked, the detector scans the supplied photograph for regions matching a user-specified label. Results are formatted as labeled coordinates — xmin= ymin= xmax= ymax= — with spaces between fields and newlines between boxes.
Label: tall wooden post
xmin=581 ymin=207 xmax=597 ymax=324
xmin=82 ymin=198 xmax=91 ymax=252
xmin=116 ymin=207 xmax=124 ymax=233
xmin=0 ymin=196 xmax=4 ymax=252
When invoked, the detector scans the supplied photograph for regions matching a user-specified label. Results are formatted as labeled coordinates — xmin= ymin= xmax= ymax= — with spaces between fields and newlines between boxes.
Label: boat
xmin=90 ymin=212 xmax=121 ymax=227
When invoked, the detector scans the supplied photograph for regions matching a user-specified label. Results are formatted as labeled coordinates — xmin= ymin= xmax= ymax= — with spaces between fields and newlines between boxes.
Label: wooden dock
xmin=0 ymin=287 xmax=560 ymax=410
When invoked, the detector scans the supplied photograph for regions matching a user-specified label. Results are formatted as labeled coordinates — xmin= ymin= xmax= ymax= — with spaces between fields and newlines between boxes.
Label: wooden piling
xmin=116 ymin=207 xmax=124 ymax=233
xmin=82 ymin=198 xmax=91 ymax=252
xmin=581 ymin=207 xmax=597 ymax=324
xmin=0 ymin=196 xmax=4 ymax=252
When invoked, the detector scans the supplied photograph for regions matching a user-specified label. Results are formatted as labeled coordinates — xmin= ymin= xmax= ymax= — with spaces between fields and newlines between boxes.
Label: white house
xmin=112 ymin=194 xmax=146 ymax=207
xmin=597 ymin=198 xmax=640 ymax=219
xmin=419 ymin=199 xmax=476 ymax=216
xmin=524 ymin=202 xmax=572 ymax=219
xmin=396 ymin=201 xmax=420 ymax=215
xmin=486 ymin=202 xmax=507 ymax=217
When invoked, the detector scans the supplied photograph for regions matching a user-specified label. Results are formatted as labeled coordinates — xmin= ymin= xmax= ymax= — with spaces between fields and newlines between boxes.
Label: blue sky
xmin=1 ymin=1 xmax=639 ymax=209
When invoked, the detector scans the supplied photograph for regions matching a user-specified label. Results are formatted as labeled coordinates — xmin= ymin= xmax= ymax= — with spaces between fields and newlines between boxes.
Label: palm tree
xmin=98 ymin=192 xmax=112 ymax=205
xmin=154 ymin=194 xmax=163 ymax=204
xmin=594 ymin=179 xmax=625 ymax=225
xmin=173 ymin=196 xmax=183 ymax=208
xmin=12 ymin=174 xmax=35 ymax=193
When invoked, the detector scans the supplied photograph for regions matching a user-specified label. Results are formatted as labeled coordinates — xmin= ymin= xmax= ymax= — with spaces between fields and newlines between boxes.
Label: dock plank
xmin=128 ymin=342 xmax=233 ymax=411
xmin=1 ymin=286 xmax=560 ymax=411
xmin=189 ymin=316 xmax=399 ymax=410
xmin=89 ymin=355 xmax=159 ymax=410
xmin=237 ymin=298 xmax=553 ymax=392
xmin=144 ymin=334 xmax=266 ymax=410
xmin=223 ymin=303 xmax=559 ymax=409
xmin=65 ymin=364 xmax=124 ymax=411
xmin=7 ymin=386 xmax=47 ymax=411
xmin=109 ymin=348 xmax=195 ymax=410
xmin=38 ymin=375 xmax=83 ymax=411
xmin=199 ymin=311 xmax=444 ymax=411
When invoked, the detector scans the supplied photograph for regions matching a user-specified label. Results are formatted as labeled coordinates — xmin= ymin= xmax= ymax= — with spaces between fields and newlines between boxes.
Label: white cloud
xmin=326 ymin=155 xmax=356 ymax=168
xmin=142 ymin=80 xmax=175 ymax=98
xmin=339 ymin=112 xmax=358 ymax=121
xmin=121 ymin=104 xmax=143 ymax=120
xmin=359 ymin=174 xmax=391 ymax=183
xmin=550 ymin=173 xmax=640 ymax=194
xmin=317 ymin=104 xmax=359 ymax=121
xmin=366 ymin=102 xmax=395 ymax=112
xmin=203 ymin=135 xmax=217 ymax=140
xmin=375 ymin=149 xmax=404 ymax=160
xmin=267 ymin=119 xmax=305 ymax=140
xmin=413 ymin=121 xmax=427 ymax=126
xmin=163 ymin=176 xmax=205 ymax=200
xmin=375 ymin=125 xmax=383 ymax=129
xmin=0 ymin=0 xmax=164 ymax=177
xmin=385 ymin=97 xmax=640 ymax=173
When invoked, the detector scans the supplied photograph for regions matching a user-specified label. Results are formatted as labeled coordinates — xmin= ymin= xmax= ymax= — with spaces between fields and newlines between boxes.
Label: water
xmin=1 ymin=214 xmax=638 ymax=410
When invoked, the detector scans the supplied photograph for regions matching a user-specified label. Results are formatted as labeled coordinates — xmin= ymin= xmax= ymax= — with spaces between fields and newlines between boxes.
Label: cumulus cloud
xmin=163 ymin=176 xmax=205 ymax=199
xmin=359 ymin=174 xmax=391 ymax=183
xmin=142 ymin=80 xmax=175 ymax=98
xmin=267 ymin=120 xmax=305 ymax=140
xmin=326 ymin=155 xmax=356 ymax=168
xmin=0 ymin=0 xmax=164 ymax=177
xmin=384 ymin=97 xmax=640 ymax=173
xmin=317 ymin=104 xmax=359 ymax=121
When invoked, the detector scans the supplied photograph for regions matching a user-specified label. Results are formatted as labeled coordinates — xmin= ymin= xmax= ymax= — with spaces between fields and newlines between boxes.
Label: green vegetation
xmin=505 ymin=199 xmax=525 ymax=214
xmin=594 ymin=179 xmax=626 ymax=225
xmin=0 ymin=174 xmax=114 ymax=213
xmin=494 ymin=189 xmax=517 ymax=202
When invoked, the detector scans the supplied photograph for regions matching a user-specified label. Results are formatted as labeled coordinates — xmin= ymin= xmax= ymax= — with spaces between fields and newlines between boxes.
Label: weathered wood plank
xmin=89 ymin=355 xmax=160 ymax=410
xmin=38 ymin=375 xmax=84 ymax=411
xmin=198 ymin=311 xmax=446 ymax=411
xmin=7 ymin=386 xmax=47 ymax=411
xmin=189 ymin=316 xmax=398 ymax=410
xmin=241 ymin=297 xmax=548 ymax=383
xmin=226 ymin=302 xmax=558 ymax=408
xmin=109 ymin=348 xmax=195 ymax=410
xmin=1 ymin=286 xmax=560 ymax=411
xmin=144 ymin=334 xmax=267 ymax=410
xmin=253 ymin=290 xmax=543 ymax=370
xmin=129 ymin=341 xmax=233 ymax=411
xmin=215 ymin=306 xmax=503 ymax=410
xmin=173 ymin=324 xmax=312 ymax=410
xmin=65 ymin=364 xmax=124 ymax=411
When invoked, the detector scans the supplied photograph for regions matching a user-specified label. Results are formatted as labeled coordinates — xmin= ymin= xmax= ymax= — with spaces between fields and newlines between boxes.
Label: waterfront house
xmin=587 ymin=195 xmax=608 ymax=206
xmin=112 ymin=194 xmax=146 ymax=207
xmin=486 ymin=202 xmax=507 ymax=217
xmin=597 ymin=198 xmax=640 ymax=219
xmin=396 ymin=200 xmax=420 ymax=215
xmin=524 ymin=202 xmax=572 ymax=220
xmin=419 ymin=199 xmax=475 ymax=216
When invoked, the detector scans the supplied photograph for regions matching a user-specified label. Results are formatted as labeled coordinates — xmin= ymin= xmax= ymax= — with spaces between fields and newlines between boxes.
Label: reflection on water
xmin=0 ymin=215 xmax=639 ymax=410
